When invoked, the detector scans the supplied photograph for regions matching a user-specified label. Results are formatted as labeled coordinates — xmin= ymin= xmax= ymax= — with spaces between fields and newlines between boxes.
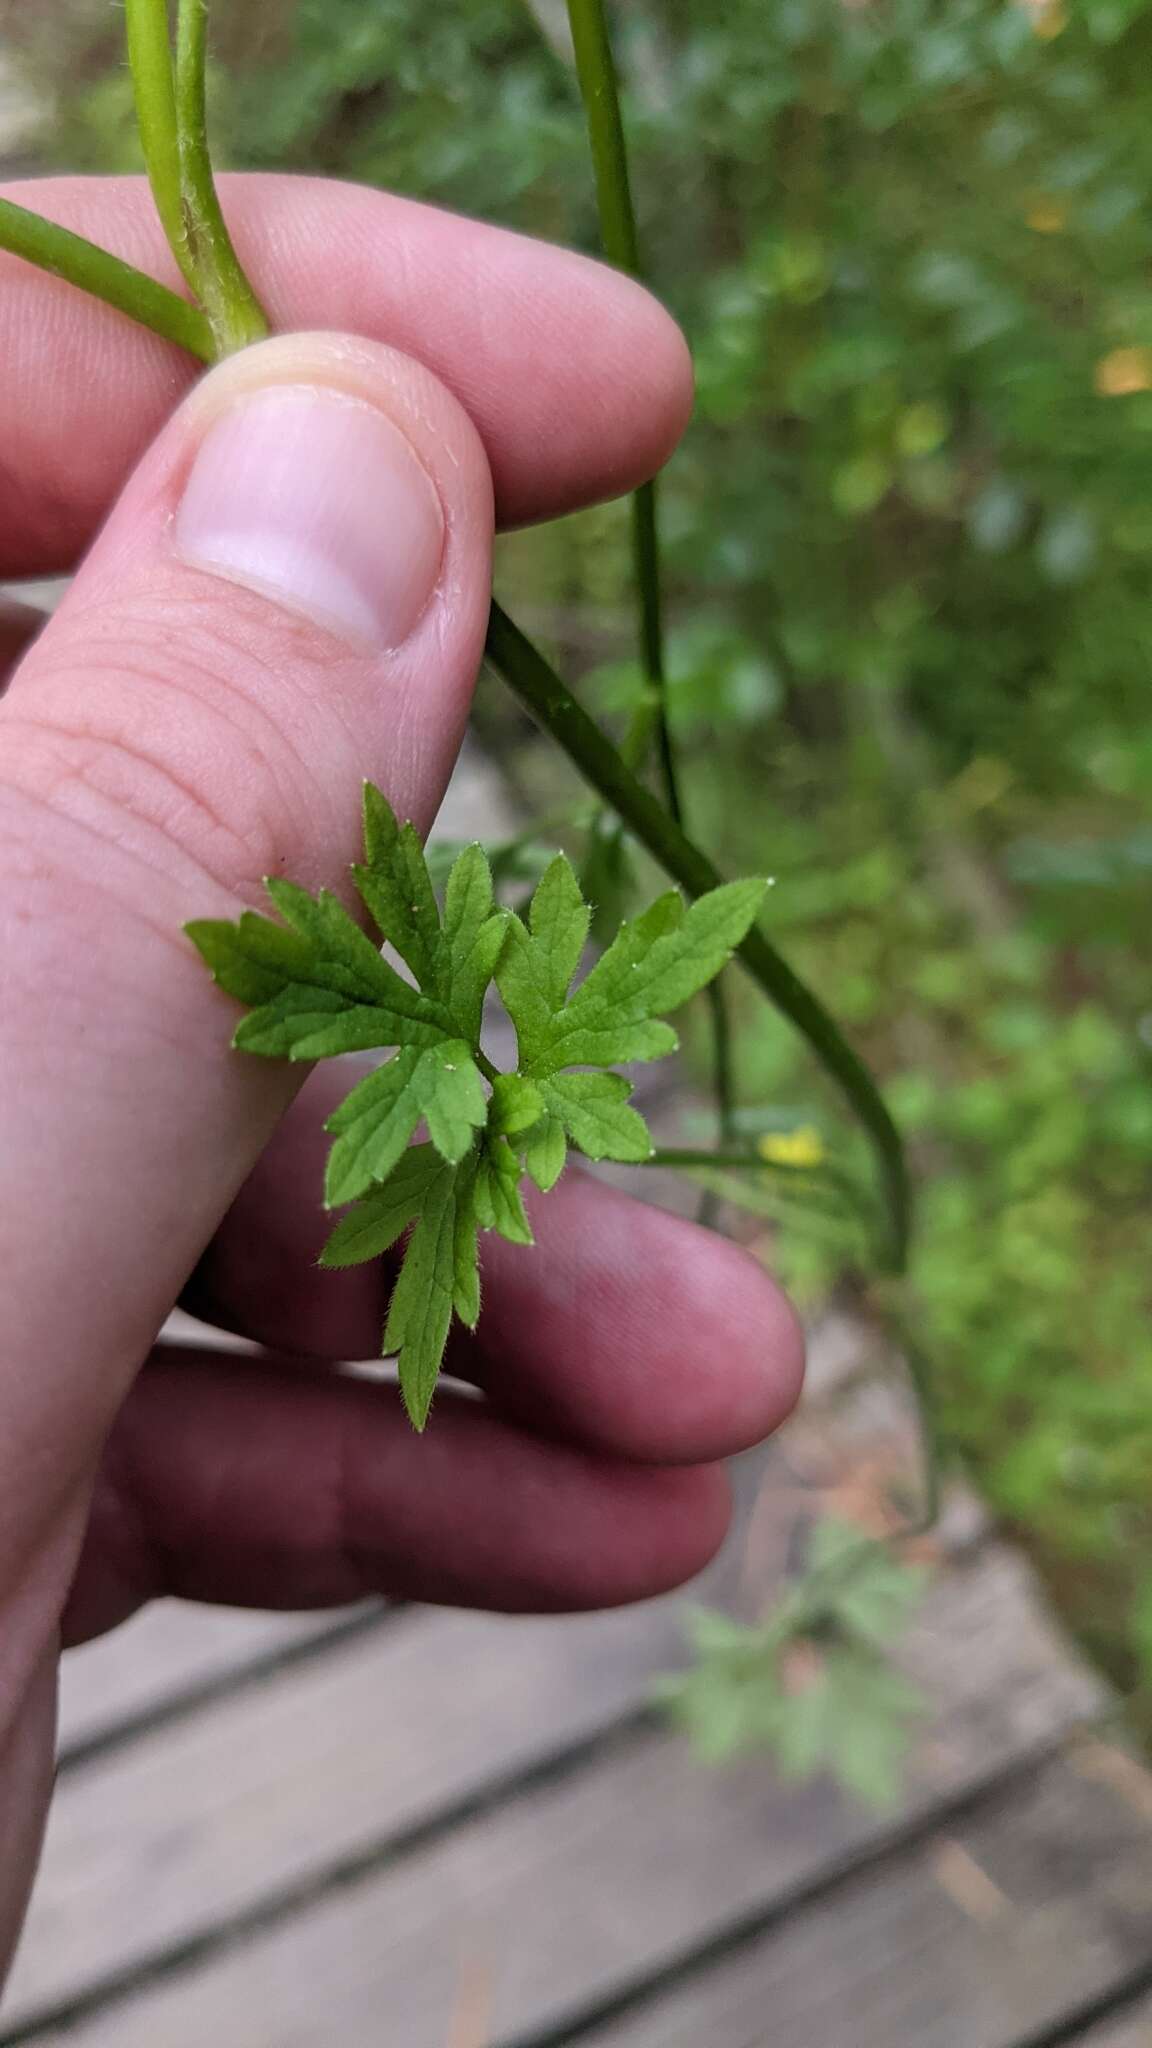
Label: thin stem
xmin=563 ymin=0 xmax=677 ymax=813
xmin=174 ymin=0 xmax=269 ymax=353
xmin=648 ymin=1144 xmax=861 ymax=1204
xmin=486 ymin=598 xmax=910 ymax=1272
xmin=0 ymin=197 xmax=214 ymax=360
xmin=565 ymin=0 xmax=640 ymax=272
xmin=702 ymin=970 xmax=735 ymax=1160
xmin=563 ymin=0 xmax=676 ymax=822
xmin=630 ymin=479 xmax=680 ymax=825
xmin=124 ymin=0 xmax=194 ymax=295
xmin=646 ymin=1166 xmax=857 ymax=1236
xmin=563 ymin=0 xmax=738 ymax=1160
xmin=871 ymin=1290 xmax=943 ymax=1538
xmin=670 ymin=1171 xmax=863 ymax=1248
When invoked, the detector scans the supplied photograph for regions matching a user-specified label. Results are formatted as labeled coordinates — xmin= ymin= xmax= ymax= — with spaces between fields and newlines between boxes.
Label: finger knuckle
xmin=3 ymin=585 xmax=352 ymax=901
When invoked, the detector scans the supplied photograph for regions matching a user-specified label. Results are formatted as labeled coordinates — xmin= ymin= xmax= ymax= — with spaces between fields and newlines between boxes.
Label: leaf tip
xmin=402 ymin=1382 xmax=433 ymax=1432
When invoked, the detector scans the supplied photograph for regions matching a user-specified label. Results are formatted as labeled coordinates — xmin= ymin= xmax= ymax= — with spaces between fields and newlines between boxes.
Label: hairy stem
xmin=0 ymin=197 xmax=214 ymax=359
xmin=486 ymin=598 xmax=910 ymax=1271
xmin=174 ymin=0 xmax=269 ymax=353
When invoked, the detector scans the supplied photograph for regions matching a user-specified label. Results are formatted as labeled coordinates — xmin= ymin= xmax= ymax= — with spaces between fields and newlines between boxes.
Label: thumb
xmin=0 ymin=333 xmax=492 ymax=1514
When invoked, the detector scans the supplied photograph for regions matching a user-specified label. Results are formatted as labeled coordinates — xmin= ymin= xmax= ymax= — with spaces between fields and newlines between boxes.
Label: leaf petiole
xmin=0 ymin=196 xmax=214 ymax=360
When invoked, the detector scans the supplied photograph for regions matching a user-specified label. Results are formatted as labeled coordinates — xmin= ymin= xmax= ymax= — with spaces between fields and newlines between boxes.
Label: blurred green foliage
xmin=660 ymin=1520 xmax=928 ymax=1807
xmin=13 ymin=0 xmax=1152 ymax=1699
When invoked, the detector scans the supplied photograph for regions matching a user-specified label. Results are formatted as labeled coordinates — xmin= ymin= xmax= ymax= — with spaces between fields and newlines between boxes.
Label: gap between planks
xmin=530 ymin=1743 xmax=1152 ymax=2048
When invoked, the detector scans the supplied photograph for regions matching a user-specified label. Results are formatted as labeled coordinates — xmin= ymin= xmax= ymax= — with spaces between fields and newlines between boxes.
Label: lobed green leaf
xmin=494 ymin=913 xmax=557 ymax=1072
xmin=188 ymin=866 xmax=456 ymax=1063
xmin=448 ymin=909 xmax=510 ymax=1045
xmin=528 ymin=853 xmax=591 ymax=1008
xmin=524 ymin=1113 xmax=568 ymax=1193
xmin=541 ymin=1071 xmax=654 ymax=1163
xmin=418 ymin=1041 xmax=488 ymax=1165
xmin=443 ymin=841 xmax=495 ymax=955
xmin=324 ymin=1040 xmax=484 ymax=1206
xmin=474 ymin=1137 xmax=534 ymax=1245
xmin=498 ymin=876 xmax=764 ymax=1080
xmin=263 ymin=879 xmax=403 ymax=1005
xmin=191 ymin=781 xmax=772 ymax=1431
xmin=186 ymin=911 xmax=316 ymax=1006
xmin=540 ymin=1016 xmax=679 ymax=1070
xmin=233 ymin=987 xmax=445 ymax=1061
xmin=384 ymin=1161 xmax=458 ymax=1429
xmin=558 ymin=878 xmax=765 ymax=1042
xmin=319 ymin=1144 xmax=443 ymax=1268
xmin=489 ymin=1073 xmax=546 ymax=1137
xmin=451 ymin=1151 xmax=482 ymax=1329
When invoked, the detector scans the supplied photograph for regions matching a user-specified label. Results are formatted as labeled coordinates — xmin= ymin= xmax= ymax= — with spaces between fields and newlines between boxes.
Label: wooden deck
xmin=6 ymin=752 xmax=1152 ymax=2046
xmin=7 ymin=1310 xmax=1152 ymax=2048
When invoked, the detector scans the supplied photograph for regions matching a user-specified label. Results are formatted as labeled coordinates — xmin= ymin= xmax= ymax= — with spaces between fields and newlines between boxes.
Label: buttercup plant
xmin=0 ymin=0 xmax=912 ymax=1429
xmin=190 ymin=786 xmax=765 ymax=1423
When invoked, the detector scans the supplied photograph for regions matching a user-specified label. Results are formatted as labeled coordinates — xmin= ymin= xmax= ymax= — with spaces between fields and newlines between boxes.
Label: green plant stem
xmin=648 ymin=1144 xmax=861 ymax=1204
xmin=124 ymin=0 xmax=194 ymax=295
xmin=564 ymin=0 xmax=680 ymax=811
xmin=645 ymin=1161 xmax=858 ymax=1235
xmin=564 ymin=0 xmax=738 ymax=1176
xmin=486 ymin=598 xmax=910 ymax=1271
xmin=565 ymin=0 xmax=640 ymax=272
xmin=0 ymin=197 xmax=214 ymax=360
xmin=564 ymin=0 xmax=676 ymax=825
xmin=704 ymin=975 xmax=735 ymax=1126
xmin=630 ymin=500 xmax=680 ymax=848
xmin=174 ymin=0 xmax=269 ymax=353
xmin=870 ymin=1291 xmax=943 ymax=1537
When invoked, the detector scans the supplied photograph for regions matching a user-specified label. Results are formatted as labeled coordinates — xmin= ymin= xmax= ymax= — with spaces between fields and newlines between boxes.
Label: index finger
xmin=0 ymin=172 xmax=694 ymax=578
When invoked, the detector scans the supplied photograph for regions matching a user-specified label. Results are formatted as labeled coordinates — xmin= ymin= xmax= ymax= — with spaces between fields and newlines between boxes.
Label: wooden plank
xmin=5 ymin=1589 xmax=703 ymax=2034
xmin=14 ymin=1444 xmax=767 ymax=2029
xmin=58 ymin=1601 xmax=374 ymax=1761
xmin=13 ymin=1546 xmax=1104 ymax=2046
xmin=583 ymin=1753 xmax=1152 ymax=2048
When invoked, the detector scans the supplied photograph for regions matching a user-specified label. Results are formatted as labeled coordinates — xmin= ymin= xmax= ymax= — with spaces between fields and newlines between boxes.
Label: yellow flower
xmin=1095 ymin=347 xmax=1152 ymax=397
xmin=1026 ymin=198 xmax=1067 ymax=235
xmin=758 ymin=1125 xmax=826 ymax=1169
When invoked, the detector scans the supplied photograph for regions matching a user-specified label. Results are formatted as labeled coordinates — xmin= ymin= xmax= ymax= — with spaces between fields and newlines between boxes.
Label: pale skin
xmin=0 ymin=174 xmax=805 ymax=1973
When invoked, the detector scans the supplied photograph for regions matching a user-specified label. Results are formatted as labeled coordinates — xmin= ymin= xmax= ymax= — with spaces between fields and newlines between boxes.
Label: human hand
xmin=0 ymin=174 xmax=804 ymax=1969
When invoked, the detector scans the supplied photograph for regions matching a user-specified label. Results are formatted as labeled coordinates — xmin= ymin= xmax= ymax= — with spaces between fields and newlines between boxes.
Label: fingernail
xmin=174 ymin=385 xmax=445 ymax=646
